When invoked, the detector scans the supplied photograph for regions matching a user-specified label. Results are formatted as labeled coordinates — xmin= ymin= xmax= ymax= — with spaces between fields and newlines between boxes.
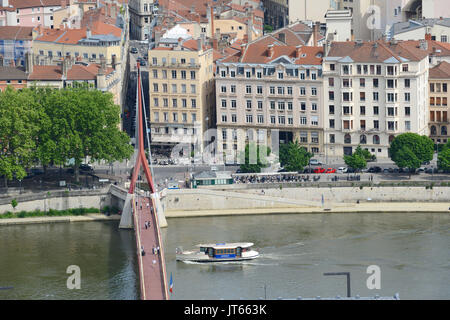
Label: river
xmin=0 ymin=212 xmax=449 ymax=300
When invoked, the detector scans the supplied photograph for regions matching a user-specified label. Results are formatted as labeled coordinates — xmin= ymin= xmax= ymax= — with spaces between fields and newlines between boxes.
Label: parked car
xmin=346 ymin=167 xmax=356 ymax=173
xmin=368 ymin=166 xmax=382 ymax=173
xmin=139 ymin=59 xmax=147 ymax=66
xmin=303 ymin=168 xmax=313 ymax=174
xmin=337 ymin=167 xmax=347 ymax=174
xmin=30 ymin=168 xmax=45 ymax=176
xmin=425 ymin=168 xmax=433 ymax=174
xmin=416 ymin=167 xmax=426 ymax=173
xmin=325 ymin=168 xmax=336 ymax=174
xmin=309 ymin=159 xmax=322 ymax=166
xmin=314 ymin=167 xmax=326 ymax=174
xmin=79 ymin=164 xmax=93 ymax=171
xmin=130 ymin=47 xmax=138 ymax=54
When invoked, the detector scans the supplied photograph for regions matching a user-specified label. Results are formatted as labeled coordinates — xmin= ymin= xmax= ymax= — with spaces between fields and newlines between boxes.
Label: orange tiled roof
xmin=327 ymin=40 xmax=431 ymax=63
xmin=28 ymin=63 xmax=113 ymax=81
xmin=429 ymin=61 xmax=450 ymax=78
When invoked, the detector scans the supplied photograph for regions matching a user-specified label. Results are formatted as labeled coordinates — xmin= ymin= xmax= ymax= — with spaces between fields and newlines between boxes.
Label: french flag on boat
xmin=169 ymin=273 xmax=173 ymax=293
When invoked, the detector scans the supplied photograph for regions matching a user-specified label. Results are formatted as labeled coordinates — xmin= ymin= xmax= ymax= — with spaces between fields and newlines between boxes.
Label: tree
xmin=438 ymin=141 xmax=450 ymax=172
xmin=239 ymin=143 xmax=271 ymax=173
xmin=279 ymin=141 xmax=312 ymax=172
xmin=11 ymin=199 xmax=18 ymax=210
xmin=0 ymin=87 xmax=41 ymax=187
xmin=36 ymin=87 xmax=134 ymax=182
xmin=344 ymin=153 xmax=367 ymax=173
xmin=353 ymin=145 xmax=376 ymax=162
xmin=389 ymin=133 xmax=434 ymax=174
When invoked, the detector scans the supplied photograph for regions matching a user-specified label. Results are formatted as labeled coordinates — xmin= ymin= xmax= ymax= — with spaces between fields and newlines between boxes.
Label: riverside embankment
xmin=162 ymin=185 xmax=450 ymax=218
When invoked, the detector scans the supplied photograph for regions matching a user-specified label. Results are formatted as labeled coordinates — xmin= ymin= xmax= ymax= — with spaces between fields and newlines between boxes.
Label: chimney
xmin=313 ymin=21 xmax=320 ymax=46
xmin=268 ymin=44 xmax=274 ymax=57
xmin=99 ymin=56 xmax=107 ymax=74
xmin=86 ymin=28 xmax=91 ymax=38
xmin=62 ymin=57 xmax=68 ymax=78
xmin=419 ymin=39 xmax=428 ymax=51
xmin=209 ymin=5 xmax=214 ymax=39
xmin=247 ymin=10 xmax=254 ymax=43
xmin=295 ymin=45 xmax=302 ymax=58
xmin=213 ymin=38 xmax=218 ymax=51
xmin=425 ymin=33 xmax=432 ymax=41
xmin=111 ymin=54 xmax=117 ymax=70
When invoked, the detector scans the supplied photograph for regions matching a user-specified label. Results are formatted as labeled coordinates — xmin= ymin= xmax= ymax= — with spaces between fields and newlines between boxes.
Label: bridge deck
xmin=133 ymin=195 xmax=168 ymax=300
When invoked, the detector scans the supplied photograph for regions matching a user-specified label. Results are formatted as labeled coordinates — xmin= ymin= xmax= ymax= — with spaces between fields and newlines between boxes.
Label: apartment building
xmin=390 ymin=18 xmax=450 ymax=43
xmin=0 ymin=65 xmax=27 ymax=90
xmin=8 ymin=0 xmax=69 ymax=28
xmin=215 ymin=31 xmax=325 ymax=161
xmin=0 ymin=26 xmax=33 ymax=67
xmin=429 ymin=61 xmax=450 ymax=144
xmin=323 ymin=39 xmax=430 ymax=159
xmin=129 ymin=0 xmax=155 ymax=40
xmin=26 ymin=54 xmax=122 ymax=105
xmin=148 ymin=38 xmax=215 ymax=153
xmin=31 ymin=22 xmax=122 ymax=67
xmin=262 ymin=0 xmax=332 ymax=29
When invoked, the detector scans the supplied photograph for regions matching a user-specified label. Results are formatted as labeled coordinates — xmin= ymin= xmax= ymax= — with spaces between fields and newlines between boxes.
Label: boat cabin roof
xmin=196 ymin=242 xmax=254 ymax=249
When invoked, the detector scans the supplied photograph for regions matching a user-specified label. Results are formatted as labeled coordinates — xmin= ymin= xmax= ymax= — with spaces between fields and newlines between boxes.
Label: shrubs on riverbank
xmin=0 ymin=207 xmax=100 ymax=219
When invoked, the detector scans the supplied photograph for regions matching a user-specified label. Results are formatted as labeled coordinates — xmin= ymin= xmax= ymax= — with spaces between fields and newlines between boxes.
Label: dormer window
xmin=278 ymin=72 xmax=284 ymax=79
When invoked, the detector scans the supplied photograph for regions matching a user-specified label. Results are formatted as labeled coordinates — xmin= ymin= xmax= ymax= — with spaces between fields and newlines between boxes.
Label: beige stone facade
xmin=215 ymin=47 xmax=325 ymax=162
xmin=429 ymin=61 xmax=450 ymax=144
xmin=148 ymin=40 xmax=215 ymax=152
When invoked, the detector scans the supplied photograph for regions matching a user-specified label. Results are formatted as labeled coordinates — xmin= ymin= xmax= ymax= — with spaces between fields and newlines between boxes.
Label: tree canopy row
xmin=0 ymin=86 xmax=134 ymax=187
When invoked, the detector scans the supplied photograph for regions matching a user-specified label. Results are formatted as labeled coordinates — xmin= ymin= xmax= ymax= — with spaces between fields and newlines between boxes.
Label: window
xmin=300 ymin=87 xmax=306 ymax=96
xmin=231 ymin=114 xmax=237 ymax=123
xmin=441 ymin=35 xmax=448 ymax=43
xmin=311 ymin=132 xmax=319 ymax=143
xmin=329 ymin=91 xmax=335 ymax=100
xmin=312 ymin=103 xmax=318 ymax=111
xmin=311 ymin=72 xmax=317 ymax=80
xmin=246 ymin=114 xmax=253 ymax=123
xmin=360 ymin=106 xmax=366 ymax=115
xmin=329 ymin=105 xmax=335 ymax=115
xmin=221 ymin=99 xmax=227 ymax=108
xmin=246 ymin=85 xmax=252 ymax=94
xmin=404 ymin=79 xmax=410 ymax=88
xmin=258 ymin=114 xmax=264 ymax=123
xmin=221 ymin=86 xmax=227 ymax=93
xmin=191 ymin=85 xmax=196 ymax=93
xmin=153 ymin=83 xmax=158 ymax=92
xmin=402 ymin=64 xmax=409 ymax=72
xmin=373 ymin=106 xmax=379 ymax=115
xmin=311 ymin=116 xmax=318 ymax=126
xmin=300 ymin=117 xmax=307 ymax=125
xmin=222 ymin=114 xmax=227 ymax=122
xmin=190 ymin=71 xmax=196 ymax=79
xmin=231 ymin=100 xmax=237 ymax=108
xmin=404 ymin=93 xmax=410 ymax=102
xmin=373 ymin=135 xmax=380 ymax=144
xmin=405 ymin=107 xmax=411 ymax=116
xmin=231 ymin=85 xmax=236 ymax=93
xmin=405 ymin=121 xmax=411 ymax=131
xmin=247 ymin=100 xmax=252 ymax=109
xmin=329 ymin=78 xmax=334 ymax=87
xmin=311 ymin=87 xmax=317 ymax=96
xmin=300 ymin=102 xmax=306 ymax=111
xmin=300 ymin=132 xmax=308 ymax=143
xmin=172 ymin=84 xmax=177 ymax=93
xmin=181 ymin=71 xmax=186 ymax=79
xmin=329 ymin=119 xmax=335 ymax=129
xmin=191 ymin=99 xmax=197 ymax=108
xmin=171 ymin=70 xmax=177 ymax=79
xmin=374 ymin=120 xmax=379 ymax=129
xmin=330 ymin=134 xmax=335 ymax=144
xmin=257 ymin=86 xmax=263 ymax=94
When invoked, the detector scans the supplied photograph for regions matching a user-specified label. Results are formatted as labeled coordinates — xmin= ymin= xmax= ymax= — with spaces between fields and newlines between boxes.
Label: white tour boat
xmin=176 ymin=242 xmax=259 ymax=262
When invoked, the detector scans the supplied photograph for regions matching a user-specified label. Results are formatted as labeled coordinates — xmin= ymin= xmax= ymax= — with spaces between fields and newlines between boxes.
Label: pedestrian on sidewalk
xmin=157 ymin=246 xmax=160 ymax=254
xmin=141 ymin=246 xmax=145 ymax=256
